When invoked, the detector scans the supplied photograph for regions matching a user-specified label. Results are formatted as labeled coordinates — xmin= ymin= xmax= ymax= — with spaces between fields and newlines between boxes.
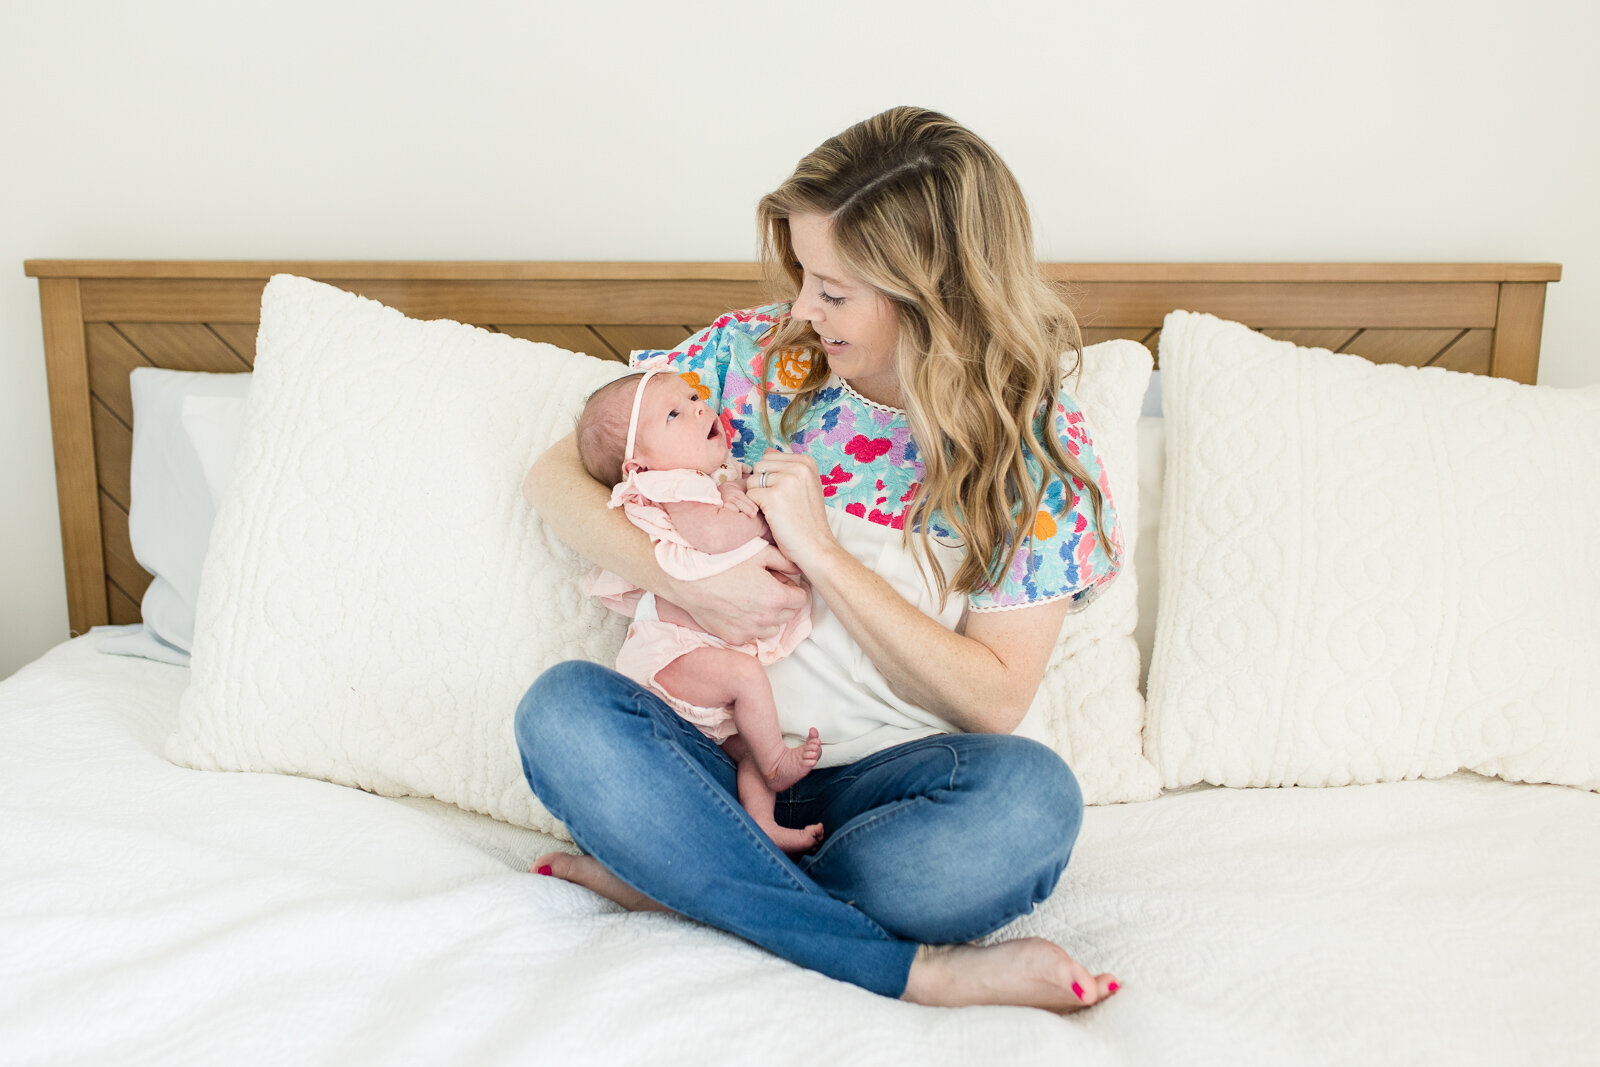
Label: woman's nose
xmin=791 ymin=290 xmax=818 ymax=324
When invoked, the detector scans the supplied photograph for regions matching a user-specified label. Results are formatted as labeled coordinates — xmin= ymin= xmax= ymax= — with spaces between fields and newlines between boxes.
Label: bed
xmin=7 ymin=259 xmax=1596 ymax=1065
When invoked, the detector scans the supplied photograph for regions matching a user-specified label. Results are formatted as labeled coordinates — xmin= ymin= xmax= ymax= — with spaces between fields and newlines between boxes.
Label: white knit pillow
xmin=1145 ymin=310 xmax=1600 ymax=791
xmin=1022 ymin=340 xmax=1161 ymax=804
xmin=168 ymin=276 xmax=631 ymax=837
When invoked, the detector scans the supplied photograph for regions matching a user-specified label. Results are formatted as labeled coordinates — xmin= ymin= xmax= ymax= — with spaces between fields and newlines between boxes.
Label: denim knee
xmin=801 ymin=736 xmax=1083 ymax=943
xmin=998 ymin=738 xmax=1083 ymax=866
xmin=514 ymin=659 xmax=614 ymax=759
xmin=928 ymin=739 xmax=1082 ymax=940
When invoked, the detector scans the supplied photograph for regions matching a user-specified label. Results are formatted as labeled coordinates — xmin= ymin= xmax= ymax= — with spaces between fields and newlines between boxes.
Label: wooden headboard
xmin=23 ymin=260 xmax=1562 ymax=636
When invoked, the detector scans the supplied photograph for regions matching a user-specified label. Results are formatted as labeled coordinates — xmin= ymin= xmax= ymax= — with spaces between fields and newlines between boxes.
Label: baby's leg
xmin=721 ymin=735 xmax=823 ymax=855
xmin=655 ymin=647 xmax=821 ymax=790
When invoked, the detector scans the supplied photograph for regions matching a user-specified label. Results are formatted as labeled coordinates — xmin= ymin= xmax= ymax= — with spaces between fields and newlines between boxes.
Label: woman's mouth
xmin=820 ymin=335 xmax=849 ymax=350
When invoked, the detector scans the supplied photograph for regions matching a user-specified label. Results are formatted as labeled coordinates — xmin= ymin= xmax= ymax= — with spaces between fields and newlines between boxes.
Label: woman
xmin=516 ymin=106 xmax=1123 ymax=1012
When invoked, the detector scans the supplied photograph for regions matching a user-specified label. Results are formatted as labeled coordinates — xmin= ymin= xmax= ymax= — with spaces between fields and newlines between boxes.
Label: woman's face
xmin=787 ymin=212 xmax=903 ymax=408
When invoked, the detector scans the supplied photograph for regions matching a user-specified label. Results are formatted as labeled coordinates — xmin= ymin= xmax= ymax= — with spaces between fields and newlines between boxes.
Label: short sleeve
xmin=630 ymin=303 xmax=791 ymax=414
xmin=630 ymin=324 xmax=726 ymax=411
xmin=966 ymin=387 xmax=1124 ymax=613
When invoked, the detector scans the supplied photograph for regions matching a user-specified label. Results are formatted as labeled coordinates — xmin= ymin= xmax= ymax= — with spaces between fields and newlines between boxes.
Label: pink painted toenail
xmin=536 ymin=865 xmax=553 ymax=876
xmin=1072 ymin=982 xmax=1085 ymax=1001
xmin=1108 ymin=982 xmax=1119 ymax=993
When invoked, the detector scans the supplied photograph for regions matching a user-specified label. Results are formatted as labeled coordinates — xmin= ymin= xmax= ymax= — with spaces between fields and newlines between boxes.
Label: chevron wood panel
xmin=1338 ymin=328 xmax=1465 ymax=365
xmin=491 ymin=324 xmax=617 ymax=357
xmin=90 ymin=396 xmax=132 ymax=512
xmin=209 ymin=322 xmax=258 ymax=364
xmin=99 ymin=490 xmax=148 ymax=608
xmin=592 ymin=325 xmax=700 ymax=359
xmin=1260 ymin=329 xmax=1364 ymax=351
xmin=107 ymin=582 xmax=141 ymax=626
xmin=115 ymin=323 xmax=251 ymax=373
xmin=85 ymin=324 xmax=151 ymax=428
xmin=1429 ymin=329 xmax=1493 ymax=375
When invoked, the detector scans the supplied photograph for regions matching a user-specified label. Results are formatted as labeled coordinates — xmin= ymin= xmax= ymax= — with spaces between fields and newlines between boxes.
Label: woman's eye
xmin=820 ymin=289 xmax=845 ymax=307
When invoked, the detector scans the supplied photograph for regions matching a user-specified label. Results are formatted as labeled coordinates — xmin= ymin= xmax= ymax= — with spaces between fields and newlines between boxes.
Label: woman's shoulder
xmin=638 ymin=302 xmax=793 ymax=366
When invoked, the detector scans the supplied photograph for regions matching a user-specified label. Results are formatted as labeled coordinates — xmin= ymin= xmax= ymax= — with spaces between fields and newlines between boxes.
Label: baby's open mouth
xmin=706 ymin=422 xmax=720 ymax=439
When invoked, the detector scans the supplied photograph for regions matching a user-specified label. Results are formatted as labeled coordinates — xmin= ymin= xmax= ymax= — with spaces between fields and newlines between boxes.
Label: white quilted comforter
xmin=4 ymin=636 xmax=1597 ymax=1065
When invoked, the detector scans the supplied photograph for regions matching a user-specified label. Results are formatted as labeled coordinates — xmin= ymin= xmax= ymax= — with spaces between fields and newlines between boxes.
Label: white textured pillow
xmin=1132 ymin=415 xmax=1165 ymax=690
xmin=1020 ymin=340 xmax=1161 ymax=804
xmin=168 ymin=276 xmax=630 ymax=837
xmin=1145 ymin=310 xmax=1600 ymax=791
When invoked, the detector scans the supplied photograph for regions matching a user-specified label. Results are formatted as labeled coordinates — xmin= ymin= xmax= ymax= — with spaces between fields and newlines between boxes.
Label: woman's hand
xmin=745 ymin=450 xmax=839 ymax=574
xmin=666 ymin=545 xmax=808 ymax=646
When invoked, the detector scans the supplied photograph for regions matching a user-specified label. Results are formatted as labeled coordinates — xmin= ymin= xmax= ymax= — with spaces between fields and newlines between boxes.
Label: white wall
xmin=3 ymin=0 xmax=1596 ymax=678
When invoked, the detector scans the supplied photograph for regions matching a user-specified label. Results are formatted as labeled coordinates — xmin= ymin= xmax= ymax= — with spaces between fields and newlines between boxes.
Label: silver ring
xmin=758 ymin=471 xmax=770 ymax=489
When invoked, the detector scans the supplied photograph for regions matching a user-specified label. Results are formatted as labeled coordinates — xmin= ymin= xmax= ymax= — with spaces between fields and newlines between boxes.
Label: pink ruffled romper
xmin=583 ymin=464 xmax=812 ymax=742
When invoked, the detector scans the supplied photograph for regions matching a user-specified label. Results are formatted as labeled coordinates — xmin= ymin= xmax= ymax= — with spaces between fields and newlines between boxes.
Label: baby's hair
xmin=576 ymin=371 xmax=648 ymax=487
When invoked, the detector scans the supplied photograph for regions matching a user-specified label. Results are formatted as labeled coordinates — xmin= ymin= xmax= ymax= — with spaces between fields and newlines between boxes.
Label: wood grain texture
xmin=115 ymin=323 xmax=253 ymax=373
xmin=107 ymin=583 xmax=141 ymax=626
xmin=91 ymin=397 xmax=132 ymax=512
xmin=208 ymin=322 xmax=259 ymax=364
xmin=592 ymin=325 xmax=700 ymax=359
xmin=86 ymin=324 xmax=152 ymax=427
xmin=1337 ymin=329 xmax=1464 ymax=365
xmin=99 ymin=491 xmax=150 ymax=606
xmin=1490 ymin=282 xmax=1548 ymax=384
xmin=1429 ymin=329 xmax=1493 ymax=375
xmin=492 ymin=325 xmax=621 ymax=360
xmin=80 ymin=278 xmax=770 ymax=324
xmin=1073 ymin=282 xmax=1499 ymax=329
xmin=1259 ymin=329 xmax=1364 ymax=351
xmin=38 ymin=278 xmax=108 ymax=635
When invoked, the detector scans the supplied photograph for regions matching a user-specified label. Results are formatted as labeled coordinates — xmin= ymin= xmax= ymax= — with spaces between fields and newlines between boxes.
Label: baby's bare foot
xmin=530 ymin=852 xmax=667 ymax=913
xmin=765 ymin=727 xmax=822 ymax=791
xmin=757 ymin=817 xmax=824 ymax=855
xmin=901 ymin=939 xmax=1121 ymax=1014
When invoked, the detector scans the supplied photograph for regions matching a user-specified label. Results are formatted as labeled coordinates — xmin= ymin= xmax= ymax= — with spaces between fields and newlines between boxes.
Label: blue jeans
xmin=514 ymin=660 xmax=1083 ymax=998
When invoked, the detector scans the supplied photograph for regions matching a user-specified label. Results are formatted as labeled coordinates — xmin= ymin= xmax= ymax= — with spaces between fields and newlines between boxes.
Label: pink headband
xmin=624 ymin=369 xmax=664 ymax=464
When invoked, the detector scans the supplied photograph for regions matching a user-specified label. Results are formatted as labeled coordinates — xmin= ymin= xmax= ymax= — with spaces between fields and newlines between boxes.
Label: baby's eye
xmin=666 ymin=408 xmax=679 ymax=421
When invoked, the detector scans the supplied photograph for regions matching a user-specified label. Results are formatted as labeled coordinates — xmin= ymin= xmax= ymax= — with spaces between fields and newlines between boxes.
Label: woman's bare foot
xmin=901 ymin=939 xmax=1121 ymax=1013
xmin=530 ymin=852 xmax=668 ymax=913
xmin=764 ymin=727 xmax=823 ymax=791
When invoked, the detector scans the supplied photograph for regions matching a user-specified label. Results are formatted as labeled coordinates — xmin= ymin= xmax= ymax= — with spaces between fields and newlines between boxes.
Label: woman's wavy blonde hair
xmin=755 ymin=105 xmax=1117 ymax=601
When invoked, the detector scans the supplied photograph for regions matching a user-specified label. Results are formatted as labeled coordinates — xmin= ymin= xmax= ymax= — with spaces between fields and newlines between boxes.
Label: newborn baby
xmin=576 ymin=369 xmax=822 ymax=853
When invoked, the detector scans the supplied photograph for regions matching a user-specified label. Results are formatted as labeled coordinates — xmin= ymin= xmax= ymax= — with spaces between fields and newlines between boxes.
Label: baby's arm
xmin=660 ymin=499 xmax=773 ymax=556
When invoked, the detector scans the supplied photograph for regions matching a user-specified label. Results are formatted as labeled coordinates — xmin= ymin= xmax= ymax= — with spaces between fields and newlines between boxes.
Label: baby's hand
xmin=718 ymin=482 xmax=760 ymax=518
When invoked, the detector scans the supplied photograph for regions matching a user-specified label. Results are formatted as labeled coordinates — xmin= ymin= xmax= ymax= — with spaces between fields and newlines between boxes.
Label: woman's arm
xmin=747 ymin=450 xmax=1073 ymax=734
xmin=524 ymin=434 xmax=807 ymax=645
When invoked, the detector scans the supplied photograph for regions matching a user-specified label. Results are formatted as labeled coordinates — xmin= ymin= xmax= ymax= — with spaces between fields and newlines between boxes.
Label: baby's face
xmin=629 ymin=373 xmax=730 ymax=475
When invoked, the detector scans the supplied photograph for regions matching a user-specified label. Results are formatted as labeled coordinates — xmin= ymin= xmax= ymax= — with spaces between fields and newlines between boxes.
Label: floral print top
xmin=633 ymin=302 xmax=1121 ymax=612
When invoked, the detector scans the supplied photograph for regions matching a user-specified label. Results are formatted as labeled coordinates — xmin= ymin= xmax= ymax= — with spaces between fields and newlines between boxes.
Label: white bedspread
xmin=4 ymin=636 xmax=1597 ymax=1065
